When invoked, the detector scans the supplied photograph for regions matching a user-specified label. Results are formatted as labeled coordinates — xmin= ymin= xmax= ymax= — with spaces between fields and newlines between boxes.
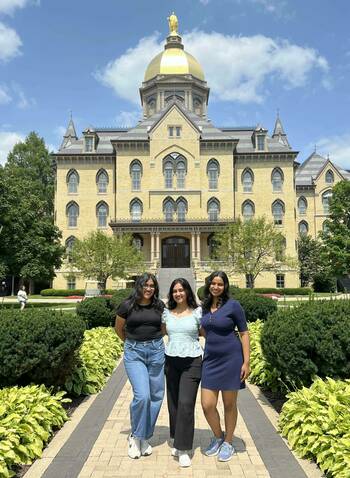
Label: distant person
xmin=17 ymin=285 xmax=28 ymax=311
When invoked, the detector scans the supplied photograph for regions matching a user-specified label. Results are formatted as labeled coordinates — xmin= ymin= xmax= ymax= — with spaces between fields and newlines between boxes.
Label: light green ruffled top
xmin=161 ymin=307 xmax=202 ymax=357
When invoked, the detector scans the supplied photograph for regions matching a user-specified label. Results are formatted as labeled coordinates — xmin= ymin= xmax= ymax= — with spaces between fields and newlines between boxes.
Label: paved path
xmin=25 ymin=361 xmax=324 ymax=478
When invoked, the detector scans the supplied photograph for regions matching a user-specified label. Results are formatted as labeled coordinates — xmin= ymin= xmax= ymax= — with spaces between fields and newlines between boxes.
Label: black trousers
xmin=165 ymin=355 xmax=202 ymax=450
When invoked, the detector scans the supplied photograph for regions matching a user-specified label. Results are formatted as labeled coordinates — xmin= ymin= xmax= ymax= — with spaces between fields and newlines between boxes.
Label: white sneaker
xmin=178 ymin=451 xmax=191 ymax=467
xmin=128 ymin=435 xmax=141 ymax=459
xmin=141 ymin=440 xmax=152 ymax=456
xmin=171 ymin=447 xmax=179 ymax=457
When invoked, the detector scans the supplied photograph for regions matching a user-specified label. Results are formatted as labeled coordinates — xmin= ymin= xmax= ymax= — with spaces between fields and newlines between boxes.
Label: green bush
xmin=279 ymin=378 xmax=350 ymax=477
xmin=313 ymin=274 xmax=337 ymax=293
xmin=253 ymin=287 xmax=312 ymax=296
xmin=65 ymin=327 xmax=123 ymax=396
xmin=0 ymin=309 xmax=85 ymax=388
xmin=261 ymin=300 xmax=350 ymax=388
xmin=248 ymin=320 xmax=281 ymax=391
xmin=110 ymin=288 xmax=133 ymax=311
xmin=0 ymin=385 xmax=69 ymax=478
xmin=0 ymin=303 xmax=73 ymax=310
xmin=40 ymin=288 xmax=85 ymax=296
xmin=232 ymin=290 xmax=277 ymax=322
xmin=76 ymin=297 xmax=115 ymax=329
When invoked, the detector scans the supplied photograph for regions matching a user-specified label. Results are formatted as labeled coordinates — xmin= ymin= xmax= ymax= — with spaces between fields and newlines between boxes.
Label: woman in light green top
xmin=161 ymin=278 xmax=202 ymax=468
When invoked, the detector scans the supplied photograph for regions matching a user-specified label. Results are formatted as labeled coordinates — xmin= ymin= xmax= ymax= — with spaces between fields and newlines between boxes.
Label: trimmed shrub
xmin=40 ymin=288 xmax=116 ymax=297
xmin=232 ymin=290 xmax=277 ymax=322
xmin=279 ymin=377 xmax=350 ymax=477
xmin=65 ymin=327 xmax=123 ymax=396
xmin=253 ymin=287 xmax=312 ymax=296
xmin=110 ymin=288 xmax=133 ymax=311
xmin=0 ymin=385 xmax=69 ymax=478
xmin=76 ymin=297 xmax=114 ymax=329
xmin=0 ymin=309 xmax=85 ymax=388
xmin=262 ymin=300 xmax=350 ymax=388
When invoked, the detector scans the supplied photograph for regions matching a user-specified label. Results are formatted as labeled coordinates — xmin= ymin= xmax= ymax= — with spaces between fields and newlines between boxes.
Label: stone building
xmin=52 ymin=15 xmax=349 ymax=290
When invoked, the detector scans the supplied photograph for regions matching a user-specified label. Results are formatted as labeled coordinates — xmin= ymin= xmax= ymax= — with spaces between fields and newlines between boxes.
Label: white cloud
xmin=0 ymin=21 xmax=21 ymax=61
xmin=313 ymin=134 xmax=350 ymax=170
xmin=11 ymin=83 xmax=35 ymax=109
xmin=0 ymin=131 xmax=24 ymax=164
xmin=199 ymin=0 xmax=210 ymax=5
xmin=115 ymin=110 xmax=141 ymax=127
xmin=0 ymin=85 xmax=11 ymax=104
xmin=96 ymin=31 xmax=328 ymax=105
xmin=0 ymin=0 xmax=38 ymax=15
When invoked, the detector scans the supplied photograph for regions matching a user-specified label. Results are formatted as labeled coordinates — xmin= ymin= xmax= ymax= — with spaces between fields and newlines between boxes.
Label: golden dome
xmin=144 ymin=14 xmax=205 ymax=82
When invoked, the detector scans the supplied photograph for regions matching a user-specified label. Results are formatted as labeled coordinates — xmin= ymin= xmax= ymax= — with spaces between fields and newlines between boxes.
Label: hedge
xmin=261 ymin=300 xmax=350 ymax=388
xmin=0 ymin=309 xmax=85 ymax=388
xmin=279 ymin=378 xmax=350 ymax=477
xmin=40 ymin=289 xmax=116 ymax=297
xmin=0 ymin=385 xmax=70 ymax=478
xmin=65 ymin=327 xmax=123 ymax=396
xmin=197 ymin=285 xmax=312 ymax=299
xmin=76 ymin=297 xmax=115 ymax=329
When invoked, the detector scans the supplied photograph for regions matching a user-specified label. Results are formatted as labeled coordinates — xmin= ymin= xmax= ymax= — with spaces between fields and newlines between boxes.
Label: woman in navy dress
xmin=200 ymin=271 xmax=250 ymax=462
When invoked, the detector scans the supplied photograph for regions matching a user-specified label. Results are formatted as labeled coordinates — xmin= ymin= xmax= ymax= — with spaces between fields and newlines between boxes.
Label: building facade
xmin=53 ymin=15 xmax=350 ymax=290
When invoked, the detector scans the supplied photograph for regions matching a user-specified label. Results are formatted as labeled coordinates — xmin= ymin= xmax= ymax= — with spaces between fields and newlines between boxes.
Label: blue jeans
xmin=123 ymin=337 xmax=165 ymax=440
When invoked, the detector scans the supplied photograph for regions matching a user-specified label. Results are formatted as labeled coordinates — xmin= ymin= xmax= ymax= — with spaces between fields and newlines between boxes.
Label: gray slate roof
xmin=295 ymin=152 xmax=350 ymax=186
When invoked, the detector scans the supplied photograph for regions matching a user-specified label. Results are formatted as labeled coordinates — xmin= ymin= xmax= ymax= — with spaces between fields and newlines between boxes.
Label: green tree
xmin=70 ymin=231 xmax=144 ymax=291
xmin=0 ymin=132 xmax=64 ymax=290
xmin=297 ymin=234 xmax=326 ymax=287
xmin=322 ymin=180 xmax=350 ymax=276
xmin=214 ymin=217 xmax=290 ymax=288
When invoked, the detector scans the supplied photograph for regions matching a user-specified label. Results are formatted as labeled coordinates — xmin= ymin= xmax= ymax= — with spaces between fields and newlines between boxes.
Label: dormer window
xmin=257 ymin=135 xmax=265 ymax=151
xmin=85 ymin=136 xmax=94 ymax=152
xmin=168 ymin=126 xmax=181 ymax=138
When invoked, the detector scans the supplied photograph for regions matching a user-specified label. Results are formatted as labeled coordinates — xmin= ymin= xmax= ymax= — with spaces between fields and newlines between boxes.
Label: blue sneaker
xmin=204 ymin=435 xmax=224 ymax=456
xmin=218 ymin=441 xmax=235 ymax=461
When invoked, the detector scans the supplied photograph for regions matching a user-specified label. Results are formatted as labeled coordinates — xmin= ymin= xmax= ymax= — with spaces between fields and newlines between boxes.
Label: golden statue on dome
xmin=168 ymin=12 xmax=179 ymax=36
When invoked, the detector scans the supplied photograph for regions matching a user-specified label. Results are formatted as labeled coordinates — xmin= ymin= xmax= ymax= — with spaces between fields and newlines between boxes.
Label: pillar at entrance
xmin=151 ymin=233 xmax=155 ymax=262
xmin=191 ymin=232 xmax=196 ymax=262
xmin=196 ymin=233 xmax=201 ymax=261
xmin=156 ymin=233 xmax=160 ymax=261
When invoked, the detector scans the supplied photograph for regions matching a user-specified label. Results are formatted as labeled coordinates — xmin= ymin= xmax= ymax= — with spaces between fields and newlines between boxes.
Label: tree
xmin=0 ymin=132 xmax=64 ymax=291
xmin=322 ymin=180 xmax=350 ymax=276
xmin=70 ymin=231 xmax=144 ymax=291
xmin=297 ymin=234 xmax=328 ymax=287
xmin=214 ymin=217 xmax=290 ymax=288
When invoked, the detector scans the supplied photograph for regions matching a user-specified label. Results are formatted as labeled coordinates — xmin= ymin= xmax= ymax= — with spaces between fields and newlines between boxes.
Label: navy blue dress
xmin=201 ymin=299 xmax=248 ymax=391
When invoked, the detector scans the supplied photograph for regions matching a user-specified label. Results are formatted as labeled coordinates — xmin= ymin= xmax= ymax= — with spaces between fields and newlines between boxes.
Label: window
xmin=164 ymin=198 xmax=175 ymax=222
xmin=299 ymin=221 xmax=308 ymax=235
xmin=177 ymin=198 xmax=187 ymax=222
xmin=276 ymin=274 xmax=285 ymax=288
xmin=272 ymin=168 xmax=283 ymax=192
xmin=325 ymin=170 xmax=334 ymax=184
xmin=176 ymin=127 xmax=181 ymax=137
xmin=164 ymin=161 xmax=173 ymax=188
xmin=257 ymin=135 xmax=265 ymax=151
xmin=168 ymin=126 xmax=181 ymax=137
xmin=276 ymin=237 xmax=286 ymax=261
xmin=130 ymin=199 xmax=142 ymax=222
xmin=85 ymin=136 xmax=94 ymax=152
xmin=323 ymin=221 xmax=329 ymax=233
xmin=242 ymin=169 xmax=254 ymax=192
xmin=130 ymin=160 xmax=142 ymax=190
xmin=322 ymin=190 xmax=332 ymax=214
xmin=67 ymin=170 xmax=79 ymax=193
xmin=207 ymin=233 xmax=217 ymax=259
xmin=132 ymin=234 xmax=143 ymax=251
xmin=97 ymin=202 xmax=108 ymax=227
xmin=96 ymin=170 xmax=108 ymax=193
xmin=207 ymin=159 xmax=219 ymax=190
xmin=67 ymin=276 xmax=76 ymax=290
xmin=272 ymin=200 xmax=284 ymax=225
xmin=176 ymin=161 xmax=186 ymax=189
xmin=242 ymin=201 xmax=254 ymax=221
xmin=298 ymin=197 xmax=307 ymax=215
xmin=168 ymin=126 xmax=174 ymax=137
xmin=65 ymin=236 xmax=76 ymax=263
xmin=208 ymin=198 xmax=220 ymax=222
xmin=66 ymin=202 xmax=79 ymax=228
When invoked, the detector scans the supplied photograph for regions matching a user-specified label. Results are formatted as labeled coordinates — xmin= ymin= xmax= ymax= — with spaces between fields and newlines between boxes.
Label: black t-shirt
xmin=116 ymin=299 xmax=164 ymax=341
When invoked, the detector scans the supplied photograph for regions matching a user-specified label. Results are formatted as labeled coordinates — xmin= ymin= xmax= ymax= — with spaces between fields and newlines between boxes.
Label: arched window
xmin=207 ymin=233 xmax=218 ymax=259
xmin=130 ymin=160 xmax=142 ymax=190
xmin=325 ymin=170 xmax=334 ymax=184
xmin=207 ymin=159 xmax=220 ymax=190
xmin=130 ymin=199 xmax=143 ymax=222
xmin=298 ymin=221 xmax=308 ymax=235
xmin=163 ymin=198 xmax=175 ymax=222
xmin=298 ymin=197 xmax=307 ymax=215
xmin=322 ymin=190 xmax=332 ymax=214
xmin=65 ymin=236 xmax=76 ymax=263
xmin=242 ymin=169 xmax=254 ymax=192
xmin=96 ymin=169 xmax=108 ymax=193
xmin=66 ymin=202 xmax=79 ymax=228
xmin=242 ymin=200 xmax=255 ymax=221
xmin=272 ymin=168 xmax=284 ymax=192
xmin=276 ymin=237 xmax=286 ymax=261
xmin=272 ymin=200 xmax=284 ymax=225
xmin=176 ymin=161 xmax=186 ymax=189
xmin=96 ymin=202 xmax=108 ymax=227
xmin=164 ymin=161 xmax=173 ymax=189
xmin=176 ymin=198 xmax=187 ymax=222
xmin=208 ymin=198 xmax=220 ymax=222
xmin=67 ymin=170 xmax=79 ymax=194
xmin=132 ymin=234 xmax=143 ymax=251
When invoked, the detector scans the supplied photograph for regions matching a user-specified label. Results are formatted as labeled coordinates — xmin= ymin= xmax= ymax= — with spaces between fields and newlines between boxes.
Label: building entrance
xmin=161 ymin=236 xmax=190 ymax=268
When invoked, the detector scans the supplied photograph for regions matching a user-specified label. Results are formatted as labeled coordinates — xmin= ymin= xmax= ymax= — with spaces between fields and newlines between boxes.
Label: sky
xmin=1 ymin=0 xmax=350 ymax=169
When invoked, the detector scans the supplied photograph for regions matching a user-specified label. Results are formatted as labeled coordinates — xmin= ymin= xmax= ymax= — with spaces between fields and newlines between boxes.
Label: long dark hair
xmin=127 ymin=272 xmax=164 ymax=312
xmin=167 ymin=278 xmax=198 ymax=310
xmin=202 ymin=271 xmax=230 ymax=313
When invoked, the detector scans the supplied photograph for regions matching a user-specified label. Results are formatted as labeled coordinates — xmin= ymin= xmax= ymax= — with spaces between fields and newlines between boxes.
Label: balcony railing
xmin=110 ymin=217 xmax=235 ymax=225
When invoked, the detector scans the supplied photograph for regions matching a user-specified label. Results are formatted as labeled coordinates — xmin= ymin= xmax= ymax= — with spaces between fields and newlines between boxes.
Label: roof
xmin=295 ymin=152 xmax=350 ymax=186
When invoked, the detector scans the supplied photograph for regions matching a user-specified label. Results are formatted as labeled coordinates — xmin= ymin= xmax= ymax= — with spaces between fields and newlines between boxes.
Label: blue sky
xmin=1 ymin=0 xmax=350 ymax=169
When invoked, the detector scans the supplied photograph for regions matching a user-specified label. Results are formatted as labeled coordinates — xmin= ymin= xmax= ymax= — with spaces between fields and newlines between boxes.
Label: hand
xmin=240 ymin=362 xmax=250 ymax=382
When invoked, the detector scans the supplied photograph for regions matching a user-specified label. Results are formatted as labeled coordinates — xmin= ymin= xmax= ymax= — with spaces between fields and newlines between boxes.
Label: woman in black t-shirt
xmin=115 ymin=273 xmax=165 ymax=460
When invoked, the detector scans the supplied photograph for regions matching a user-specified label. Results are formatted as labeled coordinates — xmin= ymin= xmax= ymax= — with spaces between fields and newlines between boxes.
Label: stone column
xmin=191 ymin=232 xmax=196 ymax=263
xmin=196 ymin=232 xmax=201 ymax=261
xmin=150 ymin=232 xmax=155 ymax=262
xmin=156 ymin=232 xmax=160 ymax=262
